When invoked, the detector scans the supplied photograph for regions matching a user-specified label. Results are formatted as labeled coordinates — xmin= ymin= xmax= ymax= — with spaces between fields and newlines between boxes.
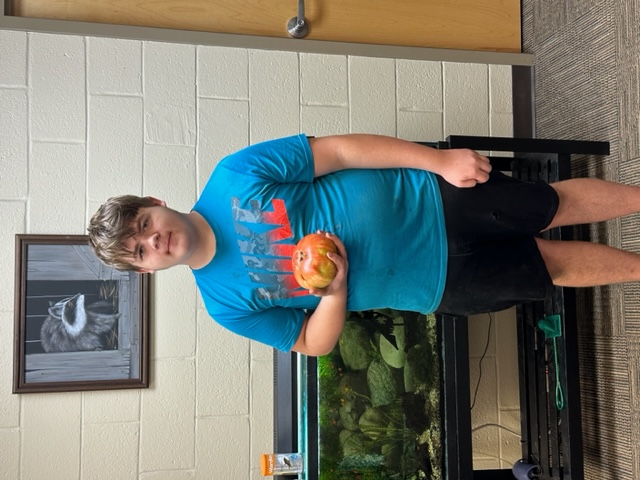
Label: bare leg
xmin=546 ymin=178 xmax=640 ymax=229
xmin=536 ymin=237 xmax=640 ymax=287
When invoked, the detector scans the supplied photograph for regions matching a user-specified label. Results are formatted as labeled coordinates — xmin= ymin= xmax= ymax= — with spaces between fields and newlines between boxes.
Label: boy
xmin=89 ymin=134 xmax=640 ymax=356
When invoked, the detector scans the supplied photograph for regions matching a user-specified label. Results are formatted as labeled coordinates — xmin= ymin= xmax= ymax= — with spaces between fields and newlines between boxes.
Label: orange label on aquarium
xmin=260 ymin=453 xmax=304 ymax=476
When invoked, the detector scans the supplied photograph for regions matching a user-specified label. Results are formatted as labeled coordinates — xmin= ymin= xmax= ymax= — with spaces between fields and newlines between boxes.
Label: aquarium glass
xmin=315 ymin=310 xmax=442 ymax=480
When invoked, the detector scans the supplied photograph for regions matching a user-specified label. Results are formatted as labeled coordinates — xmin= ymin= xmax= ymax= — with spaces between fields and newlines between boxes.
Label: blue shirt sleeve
xmin=210 ymin=306 xmax=306 ymax=352
xmin=216 ymin=134 xmax=314 ymax=184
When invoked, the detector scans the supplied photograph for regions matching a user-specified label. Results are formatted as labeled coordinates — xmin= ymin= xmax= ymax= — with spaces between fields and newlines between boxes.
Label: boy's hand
xmin=438 ymin=148 xmax=492 ymax=188
xmin=308 ymin=231 xmax=348 ymax=297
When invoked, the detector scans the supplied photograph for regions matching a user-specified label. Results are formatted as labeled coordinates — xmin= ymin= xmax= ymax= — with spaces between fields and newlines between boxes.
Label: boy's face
xmin=122 ymin=199 xmax=199 ymax=273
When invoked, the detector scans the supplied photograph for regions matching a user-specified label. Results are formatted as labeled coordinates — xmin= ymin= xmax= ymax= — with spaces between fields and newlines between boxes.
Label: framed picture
xmin=13 ymin=234 xmax=150 ymax=393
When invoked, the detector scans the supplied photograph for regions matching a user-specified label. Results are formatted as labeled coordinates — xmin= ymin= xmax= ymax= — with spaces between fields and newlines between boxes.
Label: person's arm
xmin=309 ymin=134 xmax=491 ymax=187
xmin=291 ymin=232 xmax=348 ymax=356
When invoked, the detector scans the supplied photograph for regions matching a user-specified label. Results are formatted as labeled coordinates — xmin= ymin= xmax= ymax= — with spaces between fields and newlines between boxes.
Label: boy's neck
xmin=186 ymin=211 xmax=216 ymax=269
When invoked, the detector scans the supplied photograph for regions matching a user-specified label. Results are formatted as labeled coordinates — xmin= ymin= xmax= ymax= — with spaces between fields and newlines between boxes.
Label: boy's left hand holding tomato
xmin=291 ymin=231 xmax=349 ymax=356
xmin=308 ymin=231 xmax=349 ymax=297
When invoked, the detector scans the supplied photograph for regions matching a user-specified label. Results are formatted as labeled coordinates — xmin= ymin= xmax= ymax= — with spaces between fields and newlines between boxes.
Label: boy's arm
xmin=290 ymin=232 xmax=348 ymax=356
xmin=290 ymin=303 xmax=346 ymax=356
xmin=309 ymin=134 xmax=491 ymax=188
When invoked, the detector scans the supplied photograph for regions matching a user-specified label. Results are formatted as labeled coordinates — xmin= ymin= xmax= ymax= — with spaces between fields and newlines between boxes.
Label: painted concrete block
xmin=196 ymin=310 xmax=250 ymax=417
xmin=300 ymin=53 xmax=348 ymax=106
xmin=198 ymin=46 xmax=248 ymax=100
xmin=397 ymin=59 xmax=443 ymax=112
xmin=144 ymin=42 xmax=196 ymax=146
xmin=197 ymin=98 xmax=249 ymax=191
xmin=349 ymin=56 xmax=395 ymax=135
xmin=30 ymin=142 xmax=86 ymax=233
xmin=140 ymin=357 xmax=195 ymax=471
xmin=0 ymin=88 xmax=27 ymax=198
xmin=0 ymin=311 xmax=20 ymax=428
xmin=89 ymin=95 xmax=144 ymax=198
xmin=30 ymin=34 xmax=86 ymax=141
xmin=0 ymin=202 xmax=24 ymax=312
xmin=82 ymin=423 xmax=139 ymax=480
xmin=88 ymin=38 xmax=142 ymax=95
xmin=249 ymin=50 xmax=299 ymax=142
xmin=83 ymin=389 xmax=141 ymax=424
xmin=144 ymin=144 xmax=196 ymax=213
xmin=196 ymin=416 xmax=250 ymax=479
xmin=21 ymin=394 xmax=82 ymax=480
xmin=0 ymin=30 xmax=27 ymax=86
xmin=0 ymin=428 xmax=20 ymax=479
xmin=397 ymin=110 xmax=443 ymax=143
xmin=140 ymin=471 xmax=196 ymax=480
xmin=301 ymin=105 xmax=349 ymax=136
xmin=150 ymin=267 xmax=197 ymax=359
xmin=490 ymin=64 xmax=513 ymax=114
xmin=443 ymin=62 xmax=489 ymax=137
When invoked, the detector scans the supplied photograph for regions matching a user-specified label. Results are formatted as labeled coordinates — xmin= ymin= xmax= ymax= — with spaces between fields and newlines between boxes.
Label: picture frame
xmin=13 ymin=234 xmax=150 ymax=393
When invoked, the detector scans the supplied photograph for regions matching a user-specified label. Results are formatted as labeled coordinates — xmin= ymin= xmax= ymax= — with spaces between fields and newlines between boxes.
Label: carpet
xmin=521 ymin=1 xmax=640 ymax=478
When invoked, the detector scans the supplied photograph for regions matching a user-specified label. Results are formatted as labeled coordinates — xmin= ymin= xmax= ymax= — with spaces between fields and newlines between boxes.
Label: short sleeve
xmin=215 ymin=134 xmax=314 ymax=184
xmin=211 ymin=306 xmax=306 ymax=352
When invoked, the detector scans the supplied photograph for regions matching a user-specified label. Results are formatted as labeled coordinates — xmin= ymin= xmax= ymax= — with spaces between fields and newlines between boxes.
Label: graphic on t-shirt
xmin=232 ymin=197 xmax=306 ymax=299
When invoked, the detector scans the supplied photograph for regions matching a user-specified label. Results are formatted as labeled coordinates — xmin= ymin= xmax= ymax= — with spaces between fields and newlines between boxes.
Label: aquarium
xmin=316 ymin=310 xmax=442 ymax=480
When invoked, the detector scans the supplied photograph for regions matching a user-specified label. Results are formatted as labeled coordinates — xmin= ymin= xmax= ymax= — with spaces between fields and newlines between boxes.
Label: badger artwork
xmin=40 ymin=293 xmax=120 ymax=353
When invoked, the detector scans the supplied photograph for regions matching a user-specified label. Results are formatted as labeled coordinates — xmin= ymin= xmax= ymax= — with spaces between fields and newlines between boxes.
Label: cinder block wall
xmin=469 ymin=308 xmax=523 ymax=470
xmin=0 ymin=29 xmax=516 ymax=479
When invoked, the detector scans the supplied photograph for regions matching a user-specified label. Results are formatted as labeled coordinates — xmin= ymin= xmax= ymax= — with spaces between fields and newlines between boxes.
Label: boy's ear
xmin=146 ymin=196 xmax=166 ymax=207
xmin=136 ymin=268 xmax=155 ymax=274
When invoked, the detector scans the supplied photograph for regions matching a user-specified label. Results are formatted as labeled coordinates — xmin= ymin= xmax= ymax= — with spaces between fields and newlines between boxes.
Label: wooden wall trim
xmin=0 ymin=15 xmax=533 ymax=66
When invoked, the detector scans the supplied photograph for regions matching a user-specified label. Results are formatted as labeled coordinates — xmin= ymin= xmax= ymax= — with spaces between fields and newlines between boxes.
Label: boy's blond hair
xmin=87 ymin=195 xmax=156 ymax=271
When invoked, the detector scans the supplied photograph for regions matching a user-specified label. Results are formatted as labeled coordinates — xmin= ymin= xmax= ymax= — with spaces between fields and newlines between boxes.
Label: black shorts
xmin=435 ymin=171 xmax=559 ymax=316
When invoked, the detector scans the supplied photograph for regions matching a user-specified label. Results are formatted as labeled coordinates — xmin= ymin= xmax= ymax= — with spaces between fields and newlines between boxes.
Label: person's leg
xmin=540 ymin=178 xmax=640 ymax=287
xmin=546 ymin=178 xmax=640 ymax=229
xmin=436 ymin=238 xmax=554 ymax=316
xmin=536 ymin=237 xmax=640 ymax=287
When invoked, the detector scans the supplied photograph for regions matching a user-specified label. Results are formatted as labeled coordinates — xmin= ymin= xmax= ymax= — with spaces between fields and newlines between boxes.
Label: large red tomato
xmin=291 ymin=233 xmax=338 ymax=289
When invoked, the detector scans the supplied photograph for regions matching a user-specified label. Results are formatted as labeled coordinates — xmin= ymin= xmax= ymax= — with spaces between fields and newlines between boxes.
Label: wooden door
xmin=11 ymin=0 xmax=521 ymax=52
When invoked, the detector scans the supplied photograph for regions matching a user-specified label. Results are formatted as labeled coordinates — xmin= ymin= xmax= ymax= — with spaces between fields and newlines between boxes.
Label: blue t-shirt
xmin=192 ymin=134 xmax=447 ymax=351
